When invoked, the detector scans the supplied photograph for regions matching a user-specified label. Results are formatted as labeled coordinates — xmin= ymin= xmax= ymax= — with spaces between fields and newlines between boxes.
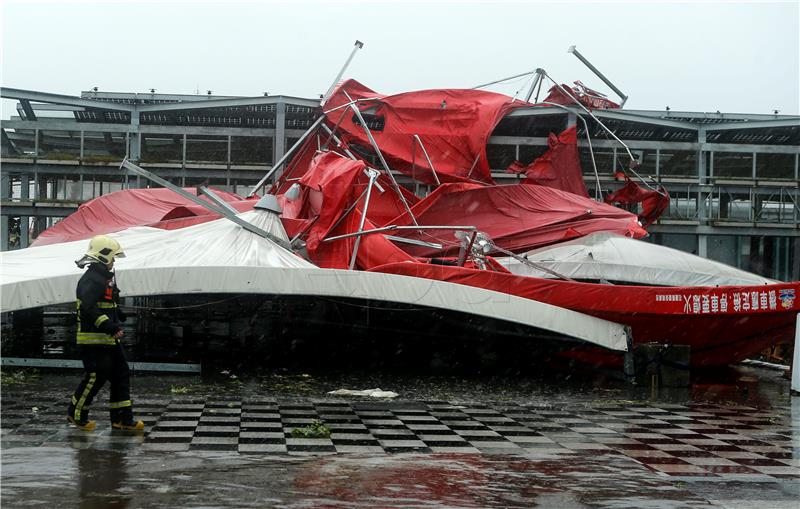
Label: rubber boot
xmin=67 ymin=405 xmax=96 ymax=431
xmin=111 ymin=408 xmax=144 ymax=431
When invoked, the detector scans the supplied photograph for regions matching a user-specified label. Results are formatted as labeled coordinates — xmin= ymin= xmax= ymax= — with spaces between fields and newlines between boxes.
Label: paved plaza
xmin=1 ymin=370 xmax=798 ymax=507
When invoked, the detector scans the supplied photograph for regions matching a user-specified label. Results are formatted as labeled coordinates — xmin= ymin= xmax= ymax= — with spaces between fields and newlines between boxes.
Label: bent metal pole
xmin=321 ymin=40 xmax=364 ymax=106
xmin=120 ymin=159 xmax=292 ymax=251
xmin=413 ymin=135 xmax=441 ymax=186
xmin=348 ymin=169 xmax=379 ymax=270
xmin=343 ymin=91 xmax=419 ymax=226
xmin=248 ymin=115 xmax=326 ymax=197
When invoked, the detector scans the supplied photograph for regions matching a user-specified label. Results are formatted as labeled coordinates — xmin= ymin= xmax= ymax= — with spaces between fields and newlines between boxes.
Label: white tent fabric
xmin=0 ymin=211 xmax=628 ymax=351
xmin=498 ymin=232 xmax=777 ymax=287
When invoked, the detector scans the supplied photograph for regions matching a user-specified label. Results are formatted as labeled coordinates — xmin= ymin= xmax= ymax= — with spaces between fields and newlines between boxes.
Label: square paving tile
xmin=238 ymin=443 xmax=288 ymax=454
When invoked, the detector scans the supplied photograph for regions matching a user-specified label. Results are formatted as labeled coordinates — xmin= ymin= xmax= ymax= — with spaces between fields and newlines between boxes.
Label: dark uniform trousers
xmin=69 ymin=342 xmax=134 ymax=423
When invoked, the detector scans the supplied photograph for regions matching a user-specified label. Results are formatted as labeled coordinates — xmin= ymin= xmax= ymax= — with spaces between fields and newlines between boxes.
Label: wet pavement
xmin=1 ymin=367 xmax=798 ymax=508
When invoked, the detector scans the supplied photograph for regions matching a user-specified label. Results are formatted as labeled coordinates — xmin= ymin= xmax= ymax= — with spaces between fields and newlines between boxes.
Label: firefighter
xmin=67 ymin=235 xmax=144 ymax=431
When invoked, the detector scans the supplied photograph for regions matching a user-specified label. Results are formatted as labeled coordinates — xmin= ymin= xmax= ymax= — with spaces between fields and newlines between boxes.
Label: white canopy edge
xmin=499 ymin=232 xmax=777 ymax=287
xmin=1 ymin=266 xmax=628 ymax=352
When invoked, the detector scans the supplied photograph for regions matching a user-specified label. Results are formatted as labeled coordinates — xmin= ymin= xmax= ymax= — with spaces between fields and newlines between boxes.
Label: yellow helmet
xmin=81 ymin=235 xmax=126 ymax=266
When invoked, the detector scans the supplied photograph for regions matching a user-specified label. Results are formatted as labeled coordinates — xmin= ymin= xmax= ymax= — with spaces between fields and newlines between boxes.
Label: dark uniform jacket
xmin=76 ymin=263 xmax=124 ymax=345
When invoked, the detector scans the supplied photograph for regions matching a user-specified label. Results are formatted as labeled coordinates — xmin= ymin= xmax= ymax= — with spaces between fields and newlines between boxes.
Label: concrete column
xmin=274 ymin=101 xmax=286 ymax=166
xmin=567 ymin=112 xmax=577 ymax=129
xmin=19 ymin=216 xmax=29 ymax=248
xmin=129 ymin=107 xmax=141 ymax=161
xmin=0 ymin=216 xmax=8 ymax=251
xmin=696 ymin=130 xmax=708 ymax=225
xmin=698 ymin=234 xmax=708 ymax=259
xmin=226 ymin=136 xmax=232 ymax=187
xmin=0 ymin=172 xmax=9 ymax=251
xmin=182 ymin=134 xmax=187 ymax=168
xmin=20 ymin=175 xmax=29 ymax=201
xmin=20 ymin=175 xmax=30 ymax=248
xmin=655 ymin=149 xmax=660 ymax=179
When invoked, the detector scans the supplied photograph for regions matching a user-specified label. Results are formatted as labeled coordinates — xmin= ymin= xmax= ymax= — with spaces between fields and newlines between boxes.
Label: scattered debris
xmin=327 ymin=388 xmax=398 ymax=398
xmin=0 ymin=369 xmax=40 ymax=386
xmin=170 ymin=385 xmax=189 ymax=394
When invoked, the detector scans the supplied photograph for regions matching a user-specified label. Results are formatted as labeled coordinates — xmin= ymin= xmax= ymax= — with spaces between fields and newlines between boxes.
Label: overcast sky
xmin=2 ymin=0 xmax=798 ymax=117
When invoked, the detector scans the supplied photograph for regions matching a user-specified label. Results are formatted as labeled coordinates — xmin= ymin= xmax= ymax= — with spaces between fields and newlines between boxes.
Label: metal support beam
xmin=413 ymin=135 xmax=441 ymax=186
xmin=0 ymin=87 xmax=134 ymax=112
xmin=321 ymin=40 xmax=364 ymax=105
xmin=197 ymin=186 xmax=239 ymax=214
xmin=344 ymin=90 xmax=418 ymax=226
xmin=136 ymin=95 xmax=319 ymax=112
xmin=349 ymin=169 xmax=378 ymax=270
xmin=523 ymin=69 xmax=546 ymax=103
xmin=248 ymin=115 xmax=326 ymax=196
xmin=121 ymin=159 xmax=292 ymax=250
xmin=567 ymin=45 xmax=629 ymax=107
xmin=706 ymin=118 xmax=800 ymax=131
xmin=0 ymin=119 xmax=289 ymax=137
xmin=19 ymin=99 xmax=37 ymax=121
xmin=473 ymin=70 xmax=537 ymax=90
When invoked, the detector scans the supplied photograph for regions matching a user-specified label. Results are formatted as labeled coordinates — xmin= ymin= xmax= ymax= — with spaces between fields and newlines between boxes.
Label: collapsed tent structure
xmin=3 ymin=76 xmax=798 ymax=372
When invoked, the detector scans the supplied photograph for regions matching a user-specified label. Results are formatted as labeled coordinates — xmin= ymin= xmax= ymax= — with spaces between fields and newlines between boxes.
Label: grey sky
xmin=2 ymin=0 xmax=798 ymax=116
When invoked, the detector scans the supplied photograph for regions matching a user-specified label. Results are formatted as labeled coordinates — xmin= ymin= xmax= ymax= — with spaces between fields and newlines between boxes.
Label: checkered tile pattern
xmin=3 ymin=397 xmax=797 ymax=480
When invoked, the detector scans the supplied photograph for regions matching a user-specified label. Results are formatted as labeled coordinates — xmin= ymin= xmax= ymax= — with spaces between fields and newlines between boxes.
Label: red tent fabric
xmin=506 ymin=126 xmax=589 ymax=197
xmin=321 ymin=80 xmax=529 ymax=185
xmin=311 ymin=211 xmax=417 ymax=270
xmin=297 ymin=151 xmax=416 ymax=269
xmin=300 ymin=152 xmax=367 ymax=255
xmin=604 ymin=175 xmax=670 ymax=228
xmin=386 ymin=183 xmax=647 ymax=257
xmin=31 ymin=187 xmax=244 ymax=246
xmin=159 ymin=199 xmax=258 ymax=221
xmin=542 ymin=81 xmax=620 ymax=110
